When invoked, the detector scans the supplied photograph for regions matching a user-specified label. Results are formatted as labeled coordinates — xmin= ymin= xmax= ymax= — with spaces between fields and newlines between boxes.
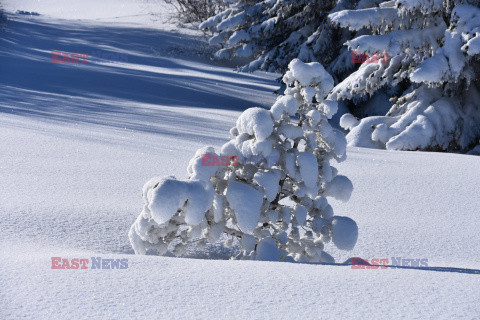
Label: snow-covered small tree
xmin=199 ymin=0 xmax=384 ymax=76
xmin=329 ymin=0 xmax=480 ymax=151
xmin=129 ymin=59 xmax=358 ymax=262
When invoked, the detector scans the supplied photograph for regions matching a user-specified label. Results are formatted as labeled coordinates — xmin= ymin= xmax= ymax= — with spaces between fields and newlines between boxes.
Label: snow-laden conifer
xmin=199 ymin=0 xmax=383 ymax=76
xmin=129 ymin=60 xmax=358 ymax=262
xmin=330 ymin=0 xmax=480 ymax=151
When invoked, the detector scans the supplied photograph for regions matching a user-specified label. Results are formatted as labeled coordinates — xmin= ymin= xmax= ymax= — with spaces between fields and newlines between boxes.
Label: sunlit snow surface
xmin=0 ymin=1 xmax=479 ymax=319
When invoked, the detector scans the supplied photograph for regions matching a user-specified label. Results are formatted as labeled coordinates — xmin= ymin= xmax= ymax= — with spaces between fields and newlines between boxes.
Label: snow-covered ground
xmin=1 ymin=1 xmax=479 ymax=319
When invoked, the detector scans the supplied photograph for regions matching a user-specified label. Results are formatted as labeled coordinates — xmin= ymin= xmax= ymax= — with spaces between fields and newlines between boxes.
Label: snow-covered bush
xmin=199 ymin=0 xmax=383 ymax=74
xmin=165 ymin=0 xmax=228 ymax=23
xmin=329 ymin=0 xmax=480 ymax=151
xmin=129 ymin=59 xmax=358 ymax=262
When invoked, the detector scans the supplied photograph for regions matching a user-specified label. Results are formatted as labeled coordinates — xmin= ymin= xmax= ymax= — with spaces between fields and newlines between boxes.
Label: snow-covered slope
xmin=2 ymin=243 xmax=479 ymax=319
xmin=330 ymin=148 xmax=480 ymax=269
xmin=0 ymin=1 xmax=479 ymax=319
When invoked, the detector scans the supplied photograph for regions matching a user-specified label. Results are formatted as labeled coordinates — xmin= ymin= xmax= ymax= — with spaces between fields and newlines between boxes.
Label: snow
xmin=235 ymin=43 xmax=254 ymax=58
xmin=255 ymin=237 xmax=280 ymax=261
xmin=319 ymin=99 xmax=339 ymax=119
xmin=147 ymin=177 xmax=188 ymax=224
xmin=386 ymin=114 xmax=436 ymax=150
xmin=324 ymin=175 xmax=354 ymax=202
xmin=345 ymin=86 xmax=480 ymax=151
xmin=228 ymin=29 xmax=250 ymax=46
xmin=398 ymin=0 xmax=444 ymax=13
xmin=141 ymin=177 xmax=213 ymax=226
xmin=409 ymin=4 xmax=480 ymax=85
xmin=328 ymin=61 xmax=386 ymax=100
xmin=225 ymin=181 xmax=263 ymax=234
xmin=296 ymin=151 xmax=319 ymax=189
xmin=183 ymin=181 xmax=215 ymax=225
xmin=329 ymin=7 xmax=398 ymax=31
xmin=292 ymin=204 xmax=308 ymax=226
xmin=410 ymin=32 xmax=462 ymax=84
xmin=235 ymin=107 xmax=274 ymax=142
xmin=200 ymin=8 xmax=233 ymax=30
xmin=340 ymin=113 xmax=359 ymax=130
xmin=283 ymin=59 xmax=334 ymax=93
xmin=240 ymin=234 xmax=256 ymax=252
xmin=1 ymin=0 xmax=480 ymax=319
xmin=346 ymin=25 xmax=445 ymax=57
xmin=270 ymin=95 xmax=299 ymax=120
xmin=464 ymin=35 xmax=480 ymax=55
xmin=331 ymin=216 xmax=358 ymax=250
xmin=217 ymin=11 xmax=246 ymax=32
xmin=3 ymin=244 xmax=479 ymax=319
xmin=306 ymin=109 xmax=321 ymax=126
xmin=278 ymin=123 xmax=304 ymax=140
xmin=335 ymin=0 xmax=480 ymax=153
xmin=253 ymin=169 xmax=281 ymax=202
xmin=187 ymin=147 xmax=220 ymax=181
xmin=212 ymin=194 xmax=225 ymax=223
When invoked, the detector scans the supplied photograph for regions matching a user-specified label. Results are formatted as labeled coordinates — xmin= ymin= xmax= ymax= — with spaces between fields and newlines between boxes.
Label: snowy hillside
xmin=1 ymin=1 xmax=479 ymax=319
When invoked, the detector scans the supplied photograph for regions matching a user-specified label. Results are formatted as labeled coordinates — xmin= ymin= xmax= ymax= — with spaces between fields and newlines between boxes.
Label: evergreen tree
xmin=330 ymin=0 xmax=480 ymax=151
xmin=199 ymin=0 xmax=384 ymax=77
xmin=129 ymin=60 xmax=358 ymax=262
